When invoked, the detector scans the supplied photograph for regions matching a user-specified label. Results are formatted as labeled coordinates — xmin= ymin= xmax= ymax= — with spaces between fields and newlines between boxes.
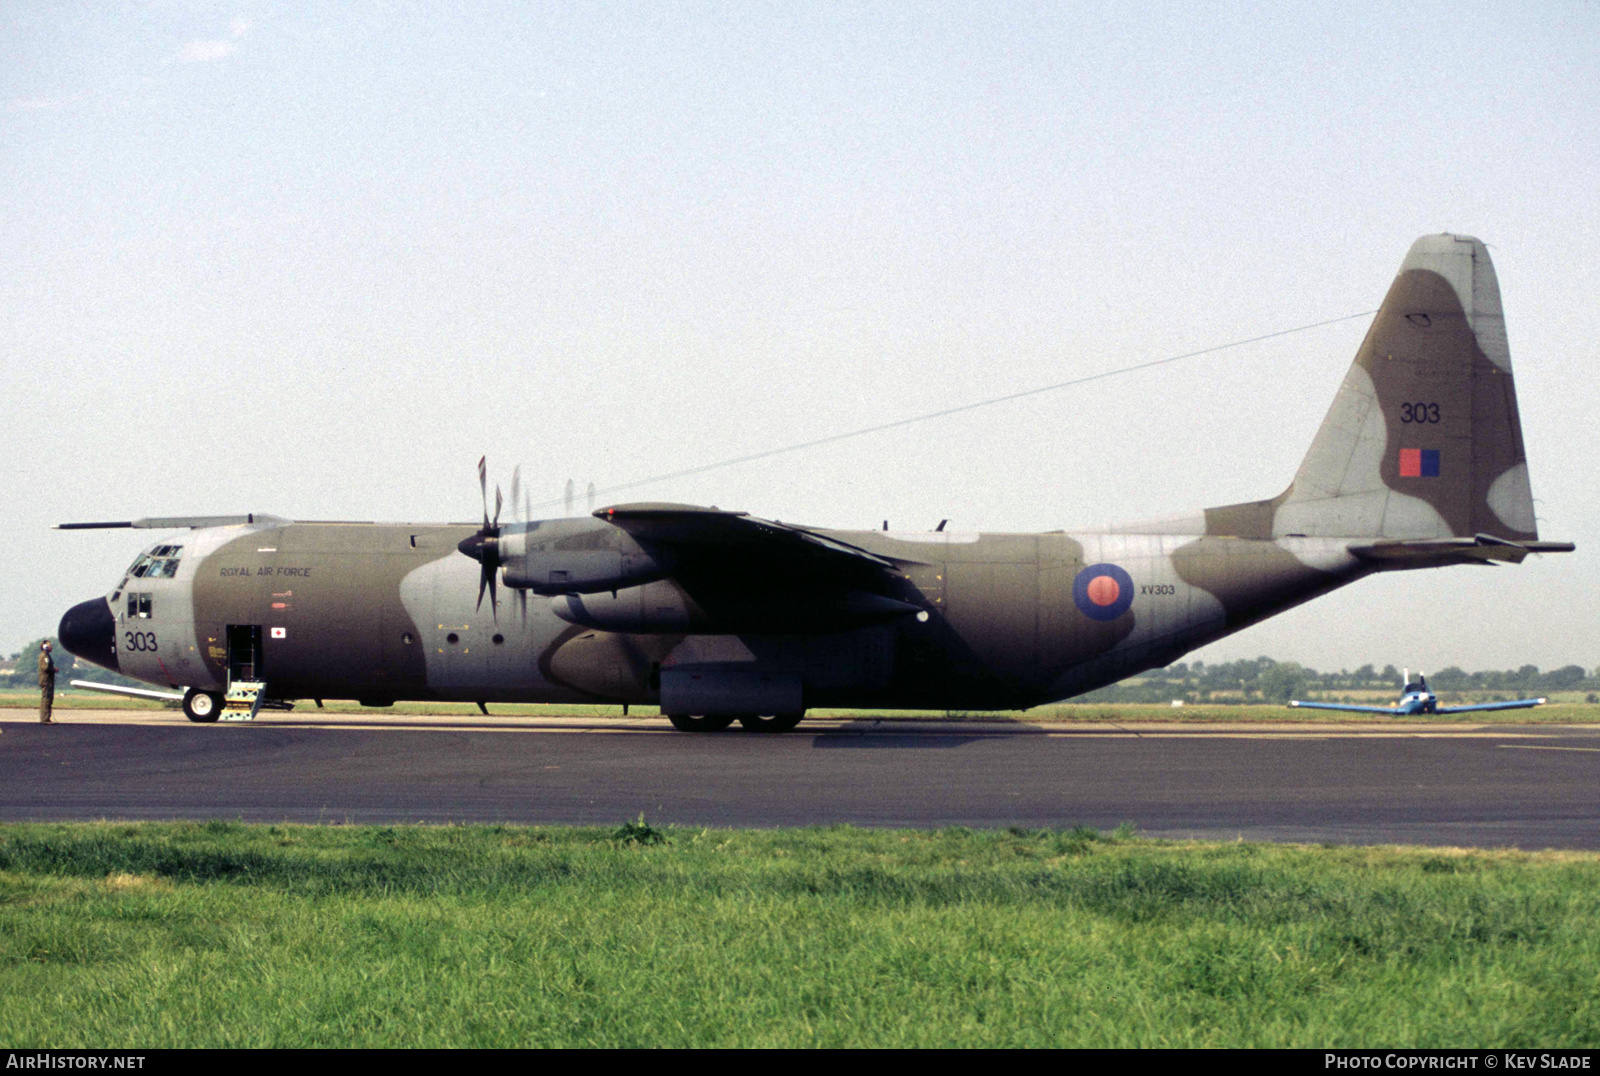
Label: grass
xmin=1 ymin=823 xmax=1598 ymax=1047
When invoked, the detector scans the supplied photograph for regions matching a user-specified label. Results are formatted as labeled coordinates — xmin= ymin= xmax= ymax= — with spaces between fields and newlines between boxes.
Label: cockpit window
xmin=129 ymin=546 xmax=184 ymax=580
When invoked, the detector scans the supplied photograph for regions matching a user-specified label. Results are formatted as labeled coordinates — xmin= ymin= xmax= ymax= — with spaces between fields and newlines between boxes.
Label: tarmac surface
xmin=4 ymin=708 xmax=1600 ymax=848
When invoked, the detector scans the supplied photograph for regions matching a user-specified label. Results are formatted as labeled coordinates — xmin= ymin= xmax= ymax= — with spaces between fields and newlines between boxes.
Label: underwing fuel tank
xmin=550 ymin=583 xmax=923 ymax=634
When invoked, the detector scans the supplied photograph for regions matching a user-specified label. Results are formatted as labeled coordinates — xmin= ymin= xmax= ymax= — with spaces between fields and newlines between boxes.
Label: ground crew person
xmin=38 ymin=641 xmax=56 ymax=724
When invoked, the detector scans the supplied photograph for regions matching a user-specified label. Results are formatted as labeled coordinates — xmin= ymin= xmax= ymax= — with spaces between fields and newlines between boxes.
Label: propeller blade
xmin=565 ymin=479 xmax=574 ymax=516
xmin=494 ymin=485 xmax=503 ymax=529
xmin=587 ymin=482 xmax=596 ymax=512
xmin=478 ymin=456 xmax=489 ymax=528
xmin=510 ymin=466 xmax=522 ymax=524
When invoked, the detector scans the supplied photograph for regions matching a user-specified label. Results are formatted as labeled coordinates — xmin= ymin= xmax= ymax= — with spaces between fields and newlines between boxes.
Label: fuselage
xmin=62 ymin=516 xmax=1369 ymax=711
xmin=54 ymin=235 xmax=1573 ymax=722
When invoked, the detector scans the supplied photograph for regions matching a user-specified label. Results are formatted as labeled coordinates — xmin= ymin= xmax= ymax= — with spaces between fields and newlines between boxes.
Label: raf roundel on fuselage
xmin=1072 ymin=563 xmax=1134 ymax=621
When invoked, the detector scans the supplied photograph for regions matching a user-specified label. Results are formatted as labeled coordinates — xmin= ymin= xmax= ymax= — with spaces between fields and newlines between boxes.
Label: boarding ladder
xmin=220 ymin=680 xmax=267 ymax=721
xmin=219 ymin=681 xmax=294 ymax=721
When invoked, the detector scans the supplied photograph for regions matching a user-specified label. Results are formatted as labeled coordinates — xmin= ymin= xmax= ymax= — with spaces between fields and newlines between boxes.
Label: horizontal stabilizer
xmin=1349 ymin=533 xmax=1575 ymax=566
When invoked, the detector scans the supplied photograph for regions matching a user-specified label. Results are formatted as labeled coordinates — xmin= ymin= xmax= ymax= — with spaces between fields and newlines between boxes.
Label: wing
xmin=586 ymin=503 xmax=925 ymax=633
xmin=56 ymin=514 xmax=290 ymax=530
xmin=595 ymin=502 xmax=905 ymax=573
xmin=1434 ymin=698 xmax=1547 ymax=714
xmin=1288 ymin=700 xmax=1404 ymax=715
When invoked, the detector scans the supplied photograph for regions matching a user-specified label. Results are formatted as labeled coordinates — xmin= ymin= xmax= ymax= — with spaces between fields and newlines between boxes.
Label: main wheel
xmin=666 ymin=713 xmax=737 ymax=732
xmin=737 ymin=712 xmax=805 ymax=734
xmin=182 ymin=688 xmax=223 ymax=724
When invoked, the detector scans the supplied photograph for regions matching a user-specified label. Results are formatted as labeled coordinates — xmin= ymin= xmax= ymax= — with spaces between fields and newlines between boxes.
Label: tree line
xmin=1 ymin=638 xmax=147 ymax=691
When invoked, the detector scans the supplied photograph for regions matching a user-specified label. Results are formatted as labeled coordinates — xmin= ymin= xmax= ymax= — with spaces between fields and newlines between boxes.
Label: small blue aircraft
xmin=1289 ymin=670 xmax=1547 ymax=716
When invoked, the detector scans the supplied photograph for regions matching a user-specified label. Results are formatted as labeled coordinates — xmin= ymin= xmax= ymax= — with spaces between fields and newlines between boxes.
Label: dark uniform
xmin=38 ymin=646 xmax=56 ymax=724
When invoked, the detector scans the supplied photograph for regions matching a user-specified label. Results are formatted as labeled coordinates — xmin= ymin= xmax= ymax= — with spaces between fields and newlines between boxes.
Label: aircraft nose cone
xmin=58 ymin=597 xmax=118 ymax=673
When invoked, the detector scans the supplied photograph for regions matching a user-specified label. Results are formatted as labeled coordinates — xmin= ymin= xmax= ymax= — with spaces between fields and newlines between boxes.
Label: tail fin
xmin=1208 ymin=234 xmax=1540 ymax=541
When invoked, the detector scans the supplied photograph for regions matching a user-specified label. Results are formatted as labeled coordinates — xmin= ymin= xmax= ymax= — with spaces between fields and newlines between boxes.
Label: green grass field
xmin=2 ymin=822 xmax=1597 ymax=1047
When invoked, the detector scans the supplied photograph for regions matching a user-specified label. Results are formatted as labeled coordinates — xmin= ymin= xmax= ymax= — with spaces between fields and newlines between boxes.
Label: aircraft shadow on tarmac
xmin=809 ymin=718 xmax=1036 ymax=747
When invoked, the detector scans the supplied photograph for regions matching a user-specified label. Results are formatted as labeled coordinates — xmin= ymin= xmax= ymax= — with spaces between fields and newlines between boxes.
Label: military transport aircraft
xmin=56 ymin=235 xmax=1574 ymax=732
xmin=1290 ymin=669 xmax=1547 ymax=717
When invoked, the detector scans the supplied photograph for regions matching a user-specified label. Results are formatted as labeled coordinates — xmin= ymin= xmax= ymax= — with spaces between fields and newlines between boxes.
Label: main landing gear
xmin=182 ymin=688 xmax=224 ymax=723
xmin=666 ymin=712 xmax=805 ymax=734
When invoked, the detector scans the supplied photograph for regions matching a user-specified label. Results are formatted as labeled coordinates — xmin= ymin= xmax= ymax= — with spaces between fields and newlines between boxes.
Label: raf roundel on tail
xmin=57 ymin=235 xmax=1573 ymax=731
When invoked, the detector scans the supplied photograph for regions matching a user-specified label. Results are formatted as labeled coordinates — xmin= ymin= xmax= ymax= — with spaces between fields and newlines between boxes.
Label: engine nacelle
xmin=497 ymin=519 xmax=675 ymax=595
xmin=549 ymin=582 xmax=701 ymax=632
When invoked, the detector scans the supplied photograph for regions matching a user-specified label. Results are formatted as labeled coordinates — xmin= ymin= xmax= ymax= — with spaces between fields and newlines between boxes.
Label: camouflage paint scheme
xmin=57 ymin=236 xmax=1572 ymax=726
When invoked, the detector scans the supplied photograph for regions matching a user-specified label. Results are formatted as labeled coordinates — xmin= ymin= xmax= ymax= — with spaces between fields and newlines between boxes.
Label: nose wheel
xmin=182 ymin=688 xmax=223 ymax=723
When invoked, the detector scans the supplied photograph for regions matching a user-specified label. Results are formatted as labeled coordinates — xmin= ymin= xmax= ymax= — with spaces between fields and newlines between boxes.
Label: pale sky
xmin=3 ymin=2 xmax=1596 ymax=674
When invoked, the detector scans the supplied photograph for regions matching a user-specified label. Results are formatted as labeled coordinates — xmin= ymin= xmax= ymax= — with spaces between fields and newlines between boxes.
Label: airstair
xmin=220 ymin=680 xmax=267 ymax=720
xmin=219 ymin=680 xmax=294 ymax=721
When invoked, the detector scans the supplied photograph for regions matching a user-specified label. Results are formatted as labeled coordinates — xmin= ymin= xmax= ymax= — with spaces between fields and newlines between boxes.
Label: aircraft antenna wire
xmin=532 ymin=310 xmax=1376 ymax=510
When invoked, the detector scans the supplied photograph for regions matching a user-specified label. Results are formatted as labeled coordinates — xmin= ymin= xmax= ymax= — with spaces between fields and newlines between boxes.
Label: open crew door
xmin=223 ymin=624 xmax=266 ymax=720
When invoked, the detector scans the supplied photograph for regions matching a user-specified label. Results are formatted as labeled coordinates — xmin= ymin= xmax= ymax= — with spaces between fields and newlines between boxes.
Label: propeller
xmin=456 ymin=455 xmax=504 ymax=619
xmin=509 ymin=465 xmax=529 ymax=623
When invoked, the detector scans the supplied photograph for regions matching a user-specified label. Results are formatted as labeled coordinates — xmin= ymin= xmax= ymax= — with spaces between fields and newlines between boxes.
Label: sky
xmin=2 ymin=2 xmax=1596 ymax=674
